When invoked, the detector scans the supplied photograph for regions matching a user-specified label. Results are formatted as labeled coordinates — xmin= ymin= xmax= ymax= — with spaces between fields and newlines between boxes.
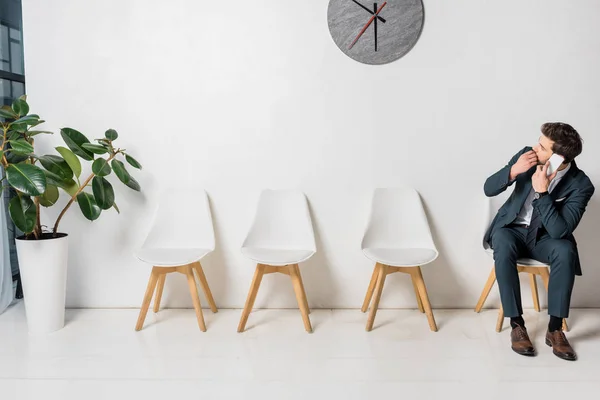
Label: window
xmin=0 ymin=0 xmax=25 ymax=105
xmin=0 ymin=0 xmax=24 ymax=298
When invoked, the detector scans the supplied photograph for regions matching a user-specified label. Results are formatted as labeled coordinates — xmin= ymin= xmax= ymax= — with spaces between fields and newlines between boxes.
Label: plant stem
xmin=1 ymin=126 xmax=8 ymax=168
xmin=33 ymin=197 xmax=41 ymax=239
xmin=28 ymin=138 xmax=36 ymax=165
xmin=52 ymin=152 xmax=117 ymax=235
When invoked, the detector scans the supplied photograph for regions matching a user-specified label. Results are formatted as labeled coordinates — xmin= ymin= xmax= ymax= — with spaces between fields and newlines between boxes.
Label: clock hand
xmin=348 ymin=1 xmax=387 ymax=50
xmin=374 ymin=3 xmax=378 ymax=52
xmin=350 ymin=0 xmax=386 ymax=23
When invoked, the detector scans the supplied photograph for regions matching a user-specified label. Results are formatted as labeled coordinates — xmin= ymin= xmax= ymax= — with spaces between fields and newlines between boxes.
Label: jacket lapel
xmin=550 ymin=161 xmax=579 ymax=200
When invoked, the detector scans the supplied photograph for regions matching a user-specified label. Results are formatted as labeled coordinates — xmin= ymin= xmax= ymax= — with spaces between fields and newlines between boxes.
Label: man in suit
xmin=484 ymin=122 xmax=594 ymax=361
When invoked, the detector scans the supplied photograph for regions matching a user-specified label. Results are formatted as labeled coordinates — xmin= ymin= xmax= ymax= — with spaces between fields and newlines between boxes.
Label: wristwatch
xmin=534 ymin=191 xmax=549 ymax=200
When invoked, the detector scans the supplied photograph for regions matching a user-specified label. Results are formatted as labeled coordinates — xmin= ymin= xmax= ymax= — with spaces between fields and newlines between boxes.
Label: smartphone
xmin=547 ymin=153 xmax=564 ymax=176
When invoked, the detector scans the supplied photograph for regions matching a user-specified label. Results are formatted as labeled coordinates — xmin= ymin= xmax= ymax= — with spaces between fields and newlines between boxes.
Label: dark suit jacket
xmin=483 ymin=147 xmax=595 ymax=275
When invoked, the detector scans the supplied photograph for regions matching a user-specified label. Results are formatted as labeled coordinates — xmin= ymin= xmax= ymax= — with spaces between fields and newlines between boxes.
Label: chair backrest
xmin=361 ymin=187 xmax=437 ymax=251
xmin=482 ymin=187 xmax=514 ymax=250
xmin=141 ymin=186 xmax=215 ymax=250
xmin=242 ymin=189 xmax=316 ymax=251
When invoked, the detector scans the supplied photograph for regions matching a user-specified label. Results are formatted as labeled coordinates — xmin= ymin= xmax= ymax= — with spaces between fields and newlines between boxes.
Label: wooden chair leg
xmin=293 ymin=264 xmax=310 ymax=315
xmin=290 ymin=265 xmax=313 ymax=333
xmin=185 ymin=266 xmax=207 ymax=332
xmin=237 ymin=264 xmax=265 ymax=333
xmin=410 ymin=273 xmax=425 ymax=313
xmin=496 ymin=305 xmax=504 ymax=332
xmin=153 ymin=274 xmax=166 ymax=313
xmin=193 ymin=262 xmax=218 ymax=313
xmin=539 ymin=268 xmax=569 ymax=332
xmin=136 ymin=267 xmax=160 ymax=331
xmin=412 ymin=266 xmax=438 ymax=332
xmin=366 ymin=263 xmax=387 ymax=332
xmin=475 ymin=267 xmax=497 ymax=312
xmin=529 ymin=273 xmax=541 ymax=312
xmin=361 ymin=264 xmax=380 ymax=313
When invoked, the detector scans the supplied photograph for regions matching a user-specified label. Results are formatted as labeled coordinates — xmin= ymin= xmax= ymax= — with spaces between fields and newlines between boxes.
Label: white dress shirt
xmin=514 ymin=163 xmax=571 ymax=226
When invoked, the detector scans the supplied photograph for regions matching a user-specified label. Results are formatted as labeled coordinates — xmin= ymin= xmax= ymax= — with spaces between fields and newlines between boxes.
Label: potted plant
xmin=0 ymin=96 xmax=142 ymax=334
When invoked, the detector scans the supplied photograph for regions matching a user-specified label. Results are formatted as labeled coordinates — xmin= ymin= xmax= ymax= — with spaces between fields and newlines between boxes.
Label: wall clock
xmin=327 ymin=0 xmax=424 ymax=65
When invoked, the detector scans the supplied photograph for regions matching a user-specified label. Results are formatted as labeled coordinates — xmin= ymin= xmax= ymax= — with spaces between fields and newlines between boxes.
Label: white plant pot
xmin=15 ymin=234 xmax=68 ymax=334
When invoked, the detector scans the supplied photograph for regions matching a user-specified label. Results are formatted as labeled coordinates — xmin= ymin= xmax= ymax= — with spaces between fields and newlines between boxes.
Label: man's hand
xmin=532 ymin=161 xmax=558 ymax=193
xmin=509 ymin=150 xmax=538 ymax=181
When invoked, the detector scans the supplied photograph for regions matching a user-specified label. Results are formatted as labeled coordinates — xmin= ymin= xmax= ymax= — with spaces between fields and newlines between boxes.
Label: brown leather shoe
xmin=511 ymin=325 xmax=535 ymax=356
xmin=546 ymin=330 xmax=577 ymax=361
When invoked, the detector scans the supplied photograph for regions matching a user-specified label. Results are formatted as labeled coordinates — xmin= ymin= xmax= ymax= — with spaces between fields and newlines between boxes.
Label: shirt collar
xmin=554 ymin=162 xmax=571 ymax=180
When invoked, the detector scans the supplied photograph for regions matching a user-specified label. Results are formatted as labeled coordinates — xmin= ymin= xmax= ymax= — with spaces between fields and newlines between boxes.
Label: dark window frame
xmin=0 ymin=0 xmax=25 ymax=300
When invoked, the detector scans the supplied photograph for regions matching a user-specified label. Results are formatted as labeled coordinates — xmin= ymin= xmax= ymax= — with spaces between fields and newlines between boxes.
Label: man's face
xmin=533 ymin=134 xmax=555 ymax=165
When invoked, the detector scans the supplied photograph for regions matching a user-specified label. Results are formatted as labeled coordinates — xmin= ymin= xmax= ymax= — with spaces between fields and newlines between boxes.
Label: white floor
xmin=1 ymin=303 xmax=600 ymax=399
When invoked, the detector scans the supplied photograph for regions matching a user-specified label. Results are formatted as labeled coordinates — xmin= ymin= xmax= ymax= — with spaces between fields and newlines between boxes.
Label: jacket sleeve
xmin=533 ymin=179 xmax=595 ymax=239
xmin=484 ymin=147 xmax=530 ymax=197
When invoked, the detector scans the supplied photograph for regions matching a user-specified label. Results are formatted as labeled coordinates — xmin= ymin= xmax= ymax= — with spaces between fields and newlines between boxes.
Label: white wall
xmin=21 ymin=0 xmax=600 ymax=309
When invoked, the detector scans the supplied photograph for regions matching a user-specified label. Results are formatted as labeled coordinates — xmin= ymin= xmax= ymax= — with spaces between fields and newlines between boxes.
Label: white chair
xmin=474 ymin=190 xmax=568 ymax=332
xmin=237 ymin=189 xmax=315 ymax=333
xmin=134 ymin=188 xmax=218 ymax=332
xmin=360 ymin=187 xmax=439 ymax=332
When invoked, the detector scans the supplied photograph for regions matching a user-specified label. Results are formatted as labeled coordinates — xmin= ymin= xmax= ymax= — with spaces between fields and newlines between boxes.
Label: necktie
xmin=525 ymin=207 xmax=542 ymax=249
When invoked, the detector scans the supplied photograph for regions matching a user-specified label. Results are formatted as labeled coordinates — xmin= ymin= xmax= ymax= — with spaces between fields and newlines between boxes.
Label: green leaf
xmin=39 ymin=185 xmax=59 ymax=207
xmin=124 ymin=176 xmax=141 ymax=192
xmin=12 ymin=98 xmax=29 ymax=116
xmin=81 ymin=143 xmax=108 ymax=155
xmin=44 ymin=170 xmax=79 ymax=197
xmin=111 ymin=159 xmax=130 ymax=184
xmin=7 ymin=140 xmax=34 ymax=155
xmin=112 ymin=202 xmax=120 ymax=214
xmin=77 ymin=192 xmax=101 ymax=221
xmin=0 ymin=150 xmax=3 ymax=160
xmin=92 ymin=176 xmax=114 ymax=210
xmin=58 ymin=180 xmax=79 ymax=197
xmin=9 ymin=123 xmax=27 ymax=133
xmin=42 ymin=169 xmax=64 ymax=184
xmin=9 ymin=196 xmax=37 ymax=233
xmin=0 ymin=107 xmax=17 ymax=119
xmin=105 ymin=129 xmax=118 ymax=141
xmin=6 ymin=164 xmax=47 ymax=196
xmin=28 ymin=119 xmax=45 ymax=128
xmin=7 ymin=131 xmax=21 ymax=141
xmin=92 ymin=158 xmax=111 ymax=177
xmin=39 ymin=154 xmax=74 ymax=180
xmin=56 ymin=146 xmax=81 ymax=179
xmin=60 ymin=128 xmax=94 ymax=161
xmin=125 ymin=154 xmax=142 ymax=170
xmin=10 ymin=115 xmax=40 ymax=126
xmin=28 ymin=130 xmax=53 ymax=137
xmin=5 ymin=151 xmax=28 ymax=164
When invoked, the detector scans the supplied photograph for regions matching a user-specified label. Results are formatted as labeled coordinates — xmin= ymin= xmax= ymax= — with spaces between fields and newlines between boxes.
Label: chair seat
xmin=241 ymin=247 xmax=315 ymax=266
xmin=135 ymin=248 xmax=212 ymax=267
xmin=363 ymin=247 xmax=438 ymax=267
xmin=484 ymin=248 xmax=548 ymax=267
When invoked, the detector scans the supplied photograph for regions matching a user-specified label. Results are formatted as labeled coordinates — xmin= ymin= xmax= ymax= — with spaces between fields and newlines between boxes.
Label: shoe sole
xmin=511 ymin=347 xmax=536 ymax=357
xmin=545 ymin=338 xmax=577 ymax=361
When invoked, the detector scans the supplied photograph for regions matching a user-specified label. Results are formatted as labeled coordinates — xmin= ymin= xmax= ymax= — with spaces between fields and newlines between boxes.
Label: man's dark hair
xmin=541 ymin=122 xmax=583 ymax=163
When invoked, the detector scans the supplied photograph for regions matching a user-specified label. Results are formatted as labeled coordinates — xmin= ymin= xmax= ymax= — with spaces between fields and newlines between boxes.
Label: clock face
xmin=327 ymin=0 xmax=424 ymax=65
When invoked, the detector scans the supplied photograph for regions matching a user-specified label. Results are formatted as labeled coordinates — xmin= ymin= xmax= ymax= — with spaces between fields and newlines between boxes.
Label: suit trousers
xmin=491 ymin=225 xmax=576 ymax=318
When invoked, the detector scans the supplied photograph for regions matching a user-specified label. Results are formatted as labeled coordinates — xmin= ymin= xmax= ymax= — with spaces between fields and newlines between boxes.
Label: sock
xmin=510 ymin=316 xmax=525 ymax=329
xmin=549 ymin=316 xmax=563 ymax=332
